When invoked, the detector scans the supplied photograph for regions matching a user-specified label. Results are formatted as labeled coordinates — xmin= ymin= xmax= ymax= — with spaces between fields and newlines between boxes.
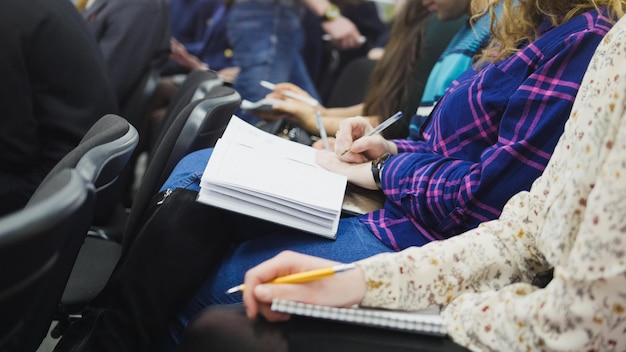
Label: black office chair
xmin=39 ymin=115 xmax=140 ymax=336
xmin=121 ymin=65 xmax=162 ymax=129
xmin=324 ymin=56 xmax=377 ymax=108
xmin=149 ymin=69 xmax=224 ymax=159
xmin=56 ymin=86 xmax=241 ymax=332
xmin=41 ymin=114 xmax=139 ymax=227
xmin=126 ymin=84 xmax=241 ymax=243
xmin=0 ymin=169 xmax=96 ymax=352
xmin=164 ymin=70 xmax=223 ymax=118
xmin=127 ymin=70 xmax=224 ymax=205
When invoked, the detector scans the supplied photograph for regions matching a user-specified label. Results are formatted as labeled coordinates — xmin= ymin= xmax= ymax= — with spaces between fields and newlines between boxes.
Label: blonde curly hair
xmin=473 ymin=0 xmax=626 ymax=66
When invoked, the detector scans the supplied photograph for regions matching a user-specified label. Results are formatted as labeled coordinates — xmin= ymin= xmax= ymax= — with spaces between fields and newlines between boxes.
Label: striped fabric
xmin=359 ymin=9 xmax=614 ymax=250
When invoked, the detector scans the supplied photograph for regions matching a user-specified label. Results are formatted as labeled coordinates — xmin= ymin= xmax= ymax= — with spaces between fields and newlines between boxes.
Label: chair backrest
xmin=50 ymin=116 xmax=137 ymax=329
xmin=0 ymin=169 xmax=95 ymax=352
xmin=120 ymin=66 xmax=161 ymax=128
xmin=166 ymin=71 xmax=222 ymax=116
xmin=42 ymin=114 xmax=139 ymax=225
xmin=124 ymin=85 xmax=240 ymax=243
xmin=325 ymin=57 xmax=377 ymax=108
xmin=162 ymin=85 xmax=241 ymax=177
xmin=152 ymin=70 xmax=224 ymax=157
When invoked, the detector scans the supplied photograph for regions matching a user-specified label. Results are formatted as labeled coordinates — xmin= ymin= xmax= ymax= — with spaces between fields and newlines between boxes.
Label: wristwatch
xmin=371 ymin=153 xmax=391 ymax=189
xmin=320 ymin=3 xmax=341 ymax=22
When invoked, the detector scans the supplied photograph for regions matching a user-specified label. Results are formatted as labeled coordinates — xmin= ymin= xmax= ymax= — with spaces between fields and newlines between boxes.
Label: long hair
xmin=474 ymin=0 xmax=626 ymax=66
xmin=361 ymin=0 xmax=430 ymax=124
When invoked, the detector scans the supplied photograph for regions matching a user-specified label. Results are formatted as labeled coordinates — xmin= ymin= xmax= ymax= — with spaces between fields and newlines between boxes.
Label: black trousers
xmin=178 ymin=304 xmax=472 ymax=352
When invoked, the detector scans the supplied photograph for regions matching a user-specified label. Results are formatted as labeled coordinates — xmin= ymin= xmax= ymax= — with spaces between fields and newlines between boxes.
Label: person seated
xmin=301 ymin=0 xmax=388 ymax=101
xmin=145 ymin=0 xmax=240 ymax=155
xmin=179 ymin=15 xmax=626 ymax=348
xmin=165 ymin=0 xmax=230 ymax=73
xmin=80 ymin=0 xmax=171 ymax=200
xmin=0 ymin=0 xmax=118 ymax=217
xmin=229 ymin=0 xmax=372 ymax=125
xmin=254 ymin=0 xmax=478 ymax=141
xmin=80 ymin=0 xmax=171 ymax=116
xmin=51 ymin=1 xmax=624 ymax=352
xmin=163 ymin=0 xmax=239 ymax=82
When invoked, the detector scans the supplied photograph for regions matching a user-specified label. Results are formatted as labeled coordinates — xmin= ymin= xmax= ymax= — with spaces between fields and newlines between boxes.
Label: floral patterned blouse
xmin=356 ymin=15 xmax=626 ymax=352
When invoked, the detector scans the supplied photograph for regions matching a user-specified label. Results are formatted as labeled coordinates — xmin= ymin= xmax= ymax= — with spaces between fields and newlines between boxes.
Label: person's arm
xmin=240 ymin=175 xmax=547 ymax=320
xmin=441 ymin=189 xmax=626 ymax=351
xmin=313 ymin=116 xmax=416 ymax=190
xmin=366 ymin=26 xmax=607 ymax=238
xmin=261 ymin=82 xmax=375 ymax=136
xmin=359 ymin=148 xmax=626 ymax=351
xmin=242 ymin=251 xmax=367 ymax=321
xmin=169 ymin=37 xmax=209 ymax=71
xmin=357 ymin=187 xmax=547 ymax=311
xmin=277 ymin=103 xmax=376 ymax=137
xmin=169 ymin=37 xmax=240 ymax=82
xmin=300 ymin=0 xmax=362 ymax=49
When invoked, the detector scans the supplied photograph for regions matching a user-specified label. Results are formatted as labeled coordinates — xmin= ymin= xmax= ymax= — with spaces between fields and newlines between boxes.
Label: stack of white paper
xmin=198 ymin=116 xmax=347 ymax=239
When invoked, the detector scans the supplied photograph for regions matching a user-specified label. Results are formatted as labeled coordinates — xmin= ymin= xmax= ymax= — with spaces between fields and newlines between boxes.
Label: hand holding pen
xmin=261 ymin=81 xmax=330 ymax=150
xmin=260 ymin=80 xmax=319 ymax=107
xmin=338 ymin=111 xmax=403 ymax=156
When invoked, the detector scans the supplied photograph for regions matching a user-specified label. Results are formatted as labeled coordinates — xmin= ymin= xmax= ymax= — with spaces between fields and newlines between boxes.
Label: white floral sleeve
xmin=357 ymin=16 xmax=626 ymax=352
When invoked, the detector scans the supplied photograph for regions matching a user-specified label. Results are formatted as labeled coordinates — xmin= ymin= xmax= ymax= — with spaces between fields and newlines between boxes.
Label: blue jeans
xmin=153 ymin=148 xmax=394 ymax=352
xmin=226 ymin=2 xmax=320 ymax=124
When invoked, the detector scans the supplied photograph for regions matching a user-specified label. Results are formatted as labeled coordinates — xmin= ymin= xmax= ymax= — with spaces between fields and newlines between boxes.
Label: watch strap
xmin=371 ymin=153 xmax=391 ymax=189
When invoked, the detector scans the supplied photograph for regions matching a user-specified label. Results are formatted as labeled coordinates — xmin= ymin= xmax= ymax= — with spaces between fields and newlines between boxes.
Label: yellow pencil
xmin=226 ymin=263 xmax=356 ymax=294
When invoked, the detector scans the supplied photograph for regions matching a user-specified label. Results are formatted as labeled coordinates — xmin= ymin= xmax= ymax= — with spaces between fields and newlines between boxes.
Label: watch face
xmin=325 ymin=4 xmax=340 ymax=20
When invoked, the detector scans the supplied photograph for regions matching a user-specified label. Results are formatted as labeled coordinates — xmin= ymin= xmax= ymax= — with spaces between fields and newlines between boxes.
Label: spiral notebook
xmin=271 ymin=299 xmax=446 ymax=336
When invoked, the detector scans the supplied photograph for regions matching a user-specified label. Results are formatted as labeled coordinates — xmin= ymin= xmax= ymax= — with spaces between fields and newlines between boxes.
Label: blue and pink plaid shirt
xmin=359 ymin=9 xmax=614 ymax=250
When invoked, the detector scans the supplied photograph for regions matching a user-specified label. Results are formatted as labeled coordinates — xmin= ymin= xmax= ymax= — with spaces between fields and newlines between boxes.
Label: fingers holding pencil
xmin=241 ymin=251 xmax=366 ymax=321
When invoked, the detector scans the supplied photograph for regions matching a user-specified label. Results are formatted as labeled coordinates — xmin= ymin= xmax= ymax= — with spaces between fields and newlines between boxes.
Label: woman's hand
xmin=269 ymin=82 xmax=316 ymax=102
xmin=321 ymin=16 xmax=363 ymax=49
xmin=312 ymin=137 xmax=336 ymax=150
xmin=242 ymin=251 xmax=366 ymax=322
xmin=216 ymin=66 xmax=240 ymax=84
xmin=169 ymin=37 xmax=208 ymax=71
xmin=335 ymin=116 xmax=397 ymax=163
xmin=316 ymin=149 xmax=377 ymax=190
xmin=255 ymin=82 xmax=323 ymax=133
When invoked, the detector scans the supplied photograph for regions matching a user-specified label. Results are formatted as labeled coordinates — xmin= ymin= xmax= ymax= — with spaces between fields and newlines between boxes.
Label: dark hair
xmin=361 ymin=0 xmax=430 ymax=135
